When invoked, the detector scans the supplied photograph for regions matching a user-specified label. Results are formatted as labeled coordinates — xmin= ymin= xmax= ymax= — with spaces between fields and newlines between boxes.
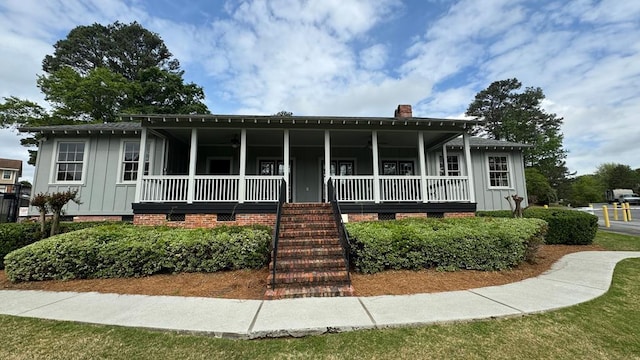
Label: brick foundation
xmin=396 ymin=213 xmax=428 ymax=219
xmin=444 ymin=212 xmax=476 ymax=218
xmin=133 ymin=213 xmax=276 ymax=228
xmin=72 ymin=215 xmax=124 ymax=222
xmin=347 ymin=213 xmax=377 ymax=222
xmin=132 ymin=211 xmax=473 ymax=228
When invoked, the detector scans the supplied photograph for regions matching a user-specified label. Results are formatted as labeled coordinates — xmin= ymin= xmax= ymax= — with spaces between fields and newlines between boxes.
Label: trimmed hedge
xmin=0 ymin=221 xmax=121 ymax=269
xmin=4 ymin=224 xmax=271 ymax=282
xmin=345 ymin=217 xmax=547 ymax=274
xmin=477 ymin=208 xmax=598 ymax=245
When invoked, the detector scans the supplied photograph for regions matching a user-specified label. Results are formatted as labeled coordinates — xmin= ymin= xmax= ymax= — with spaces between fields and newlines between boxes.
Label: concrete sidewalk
xmin=0 ymin=251 xmax=638 ymax=339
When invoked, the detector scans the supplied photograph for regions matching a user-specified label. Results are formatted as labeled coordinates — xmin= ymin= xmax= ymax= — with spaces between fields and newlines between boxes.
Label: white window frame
xmin=117 ymin=139 xmax=154 ymax=184
xmin=50 ymin=139 xmax=89 ymax=185
xmin=2 ymin=170 xmax=11 ymax=180
xmin=379 ymin=158 xmax=417 ymax=175
xmin=438 ymin=154 xmax=462 ymax=176
xmin=486 ymin=153 xmax=513 ymax=189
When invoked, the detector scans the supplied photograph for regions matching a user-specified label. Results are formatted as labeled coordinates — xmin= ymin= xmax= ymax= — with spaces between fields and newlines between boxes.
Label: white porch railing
xmin=140 ymin=175 xmax=283 ymax=202
xmin=425 ymin=176 xmax=470 ymax=202
xmin=331 ymin=176 xmax=375 ymax=201
xmin=379 ymin=176 xmax=422 ymax=202
xmin=194 ymin=176 xmax=239 ymax=202
xmin=330 ymin=175 xmax=470 ymax=202
xmin=140 ymin=175 xmax=189 ymax=202
xmin=245 ymin=176 xmax=284 ymax=202
xmin=140 ymin=175 xmax=470 ymax=203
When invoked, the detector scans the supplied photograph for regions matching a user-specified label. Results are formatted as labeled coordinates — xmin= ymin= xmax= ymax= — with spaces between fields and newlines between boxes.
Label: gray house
xmin=21 ymin=105 xmax=528 ymax=226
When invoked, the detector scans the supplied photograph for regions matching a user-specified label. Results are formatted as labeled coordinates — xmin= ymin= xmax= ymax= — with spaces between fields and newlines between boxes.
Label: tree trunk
xmin=512 ymin=195 xmax=524 ymax=218
xmin=50 ymin=212 xmax=60 ymax=237
xmin=39 ymin=210 xmax=46 ymax=238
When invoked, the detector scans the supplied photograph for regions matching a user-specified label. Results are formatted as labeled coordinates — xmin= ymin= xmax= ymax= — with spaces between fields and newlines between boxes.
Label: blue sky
xmin=1 ymin=0 xmax=639 ymax=182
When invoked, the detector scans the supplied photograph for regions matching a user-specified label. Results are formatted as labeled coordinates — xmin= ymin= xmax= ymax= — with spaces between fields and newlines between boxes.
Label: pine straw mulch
xmin=0 ymin=244 xmax=603 ymax=300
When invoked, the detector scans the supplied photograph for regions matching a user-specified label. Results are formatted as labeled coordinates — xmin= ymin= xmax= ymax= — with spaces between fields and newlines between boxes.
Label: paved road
xmin=574 ymin=204 xmax=640 ymax=236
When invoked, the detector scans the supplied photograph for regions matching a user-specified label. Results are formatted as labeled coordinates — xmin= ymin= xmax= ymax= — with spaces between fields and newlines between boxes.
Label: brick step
xmin=278 ymin=238 xmax=341 ymax=249
xmin=282 ymin=207 xmax=333 ymax=214
xmin=269 ymin=257 xmax=346 ymax=271
xmin=276 ymin=246 xmax=344 ymax=258
xmin=267 ymin=270 xmax=350 ymax=286
xmin=279 ymin=229 xmax=339 ymax=238
xmin=280 ymin=215 xmax=335 ymax=222
xmin=264 ymin=285 xmax=355 ymax=299
xmin=283 ymin=203 xmax=332 ymax=208
xmin=279 ymin=223 xmax=337 ymax=231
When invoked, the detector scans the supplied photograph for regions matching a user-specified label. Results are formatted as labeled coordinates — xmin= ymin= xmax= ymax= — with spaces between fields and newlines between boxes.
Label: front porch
xmin=126 ymin=111 xmax=481 ymax=226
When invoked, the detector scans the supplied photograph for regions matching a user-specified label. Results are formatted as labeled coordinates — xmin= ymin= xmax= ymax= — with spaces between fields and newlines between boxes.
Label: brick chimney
xmin=394 ymin=104 xmax=412 ymax=118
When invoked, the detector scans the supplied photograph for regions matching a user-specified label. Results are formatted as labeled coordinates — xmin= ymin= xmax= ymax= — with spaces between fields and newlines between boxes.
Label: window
xmin=382 ymin=160 xmax=414 ymax=175
xmin=487 ymin=155 xmax=511 ymax=188
xmin=325 ymin=160 xmax=354 ymax=176
xmin=439 ymin=155 xmax=460 ymax=176
xmin=121 ymin=141 xmax=150 ymax=182
xmin=55 ymin=141 xmax=86 ymax=182
xmin=2 ymin=170 xmax=11 ymax=180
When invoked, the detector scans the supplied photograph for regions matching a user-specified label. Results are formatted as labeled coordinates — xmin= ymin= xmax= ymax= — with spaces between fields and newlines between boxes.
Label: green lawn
xmin=0 ymin=230 xmax=639 ymax=359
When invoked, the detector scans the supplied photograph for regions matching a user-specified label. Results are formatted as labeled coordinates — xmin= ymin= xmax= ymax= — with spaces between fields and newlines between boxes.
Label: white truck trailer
xmin=605 ymin=189 xmax=640 ymax=204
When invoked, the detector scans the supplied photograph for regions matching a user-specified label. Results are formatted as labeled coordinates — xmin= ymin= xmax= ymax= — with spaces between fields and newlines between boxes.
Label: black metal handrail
xmin=327 ymin=178 xmax=351 ymax=284
xmin=270 ymin=179 xmax=287 ymax=290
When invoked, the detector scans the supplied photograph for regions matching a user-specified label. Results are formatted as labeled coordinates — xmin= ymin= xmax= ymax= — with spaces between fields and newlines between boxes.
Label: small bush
xmin=478 ymin=208 xmax=598 ymax=245
xmin=0 ymin=221 xmax=119 ymax=269
xmin=345 ymin=217 xmax=547 ymax=274
xmin=4 ymin=224 xmax=271 ymax=282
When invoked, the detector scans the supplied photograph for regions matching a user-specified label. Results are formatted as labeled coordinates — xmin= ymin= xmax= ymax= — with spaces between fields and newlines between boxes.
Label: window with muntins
xmin=121 ymin=141 xmax=150 ymax=182
xmin=439 ymin=155 xmax=460 ymax=176
xmin=488 ymin=155 xmax=510 ymax=187
xmin=2 ymin=170 xmax=11 ymax=180
xmin=56 ymin=142 xmax=85 ymax=182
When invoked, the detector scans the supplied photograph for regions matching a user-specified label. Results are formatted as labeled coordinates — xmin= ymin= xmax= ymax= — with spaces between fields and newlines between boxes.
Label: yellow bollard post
xmin=613 ymin=203 xmax=619 ymax=221
xmin=602 ymin=205 xmax=610 ymax=228
xmin=626 ymin=202 xmax=633 ymax=221
xmin=623 ymin=203 xmax=629 ymax=222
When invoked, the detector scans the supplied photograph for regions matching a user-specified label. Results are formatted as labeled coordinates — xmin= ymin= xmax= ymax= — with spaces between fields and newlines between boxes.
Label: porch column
xmin=442 ymin=144 xmax=449 ymax=176
xmin=238 ymin=129 xmax=247 ymax=203
xmin=283 ymin=129 xmax=290 ymax=202
xmin=324 ymin=130 xmax=330 ymax=202
xmin=187 ymin=128 xmax=198 ymax=204
xmin=463 ymin=132 xmax=476 ymax=203
xmin=134 ymin=127 xmax=148 ymax=203
xmin=372 ymin=130 xmax=380 ymax=203
xmin=417 ymin=131 xmax=428 ymax=203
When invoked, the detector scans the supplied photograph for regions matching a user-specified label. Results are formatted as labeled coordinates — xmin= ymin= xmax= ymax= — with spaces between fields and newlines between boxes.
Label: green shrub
xmin=0 ymin=221 xmax=119 ymax=269
xmin=477 ymin=208 xmax=597 ymax=245
xmin=345 ymin=217 xmax=547 ymax=274
xmin=4 ymin=224 xmax=271 ymax=282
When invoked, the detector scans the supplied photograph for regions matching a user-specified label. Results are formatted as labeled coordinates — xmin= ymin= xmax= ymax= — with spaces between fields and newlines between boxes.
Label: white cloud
xmin=1 ymin=0 xmax=640 ymax=180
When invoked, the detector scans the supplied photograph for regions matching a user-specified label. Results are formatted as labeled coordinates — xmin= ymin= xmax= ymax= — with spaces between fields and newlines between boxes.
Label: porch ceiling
xmin=162 ymin=128 xmax=462 ymax=149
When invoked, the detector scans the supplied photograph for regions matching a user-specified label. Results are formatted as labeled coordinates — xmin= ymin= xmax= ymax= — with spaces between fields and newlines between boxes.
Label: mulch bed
xmin=0 ymin=244 xmax=603 ymax=299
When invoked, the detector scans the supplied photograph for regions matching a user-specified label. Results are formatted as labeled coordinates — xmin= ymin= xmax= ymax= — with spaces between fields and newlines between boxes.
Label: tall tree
xmin=466 ymin=78 xmax=570 ymax=191
xmin=595 ymin=163 xmax=640 ymax=191
xmin=38 ymin=21 xmax=209 ymax=121
xmin=2 ymin=21 xmax=209 ymax=164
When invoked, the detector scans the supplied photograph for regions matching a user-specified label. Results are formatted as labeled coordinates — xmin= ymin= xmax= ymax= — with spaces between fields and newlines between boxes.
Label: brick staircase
xmin=264 ymin=203 xmax=354 ymax=299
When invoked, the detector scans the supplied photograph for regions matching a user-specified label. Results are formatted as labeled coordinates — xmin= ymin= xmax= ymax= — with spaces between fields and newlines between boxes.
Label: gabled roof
xmin=446 ymin=137 xmax=531 ymax=149
xmin=0 ymin=158 xmax=22 ymax=176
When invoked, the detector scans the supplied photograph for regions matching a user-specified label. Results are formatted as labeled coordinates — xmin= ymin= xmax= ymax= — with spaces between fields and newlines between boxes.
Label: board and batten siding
xmin=470 ymin=150 xmax=528 ymax=211
xmin=29 ymin=134 xmax=161 ymax=216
